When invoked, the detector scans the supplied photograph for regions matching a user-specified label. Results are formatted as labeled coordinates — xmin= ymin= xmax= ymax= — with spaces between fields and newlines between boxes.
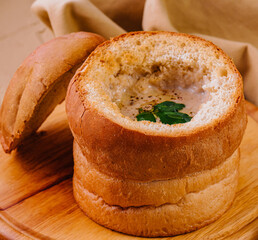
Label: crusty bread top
xmin=0 ymin=32 xmax=105 ymax=153
xmin=66 ymin=31 xmax=246 ymax=180
xmin=75 ymin=31 xmax=243 ymax=136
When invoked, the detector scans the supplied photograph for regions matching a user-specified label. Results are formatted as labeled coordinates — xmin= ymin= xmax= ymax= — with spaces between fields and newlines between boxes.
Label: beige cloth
xmin=31 ymin=0 xmax=258 ymax=105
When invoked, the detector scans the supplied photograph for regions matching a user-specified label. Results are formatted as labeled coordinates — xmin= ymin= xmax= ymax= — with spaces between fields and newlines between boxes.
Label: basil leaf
xmin=136 ymin=100 xmax=192 ymax=125
xmin=156 ymin=111 xmax=192 ymax=125
xmin=164 ymin=111 xmax=192 ymax=122
xmin=136 ymin=112 xmax=156 ymax=122
xmin=154 ymin=101 xmax=185 ymax=113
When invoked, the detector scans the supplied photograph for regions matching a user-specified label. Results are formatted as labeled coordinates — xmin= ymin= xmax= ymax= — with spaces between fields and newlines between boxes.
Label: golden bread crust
xmin=74 ymin=140 xmax=239 ymax=208
xmin=73 ymin=145 xmax=239 ymax=237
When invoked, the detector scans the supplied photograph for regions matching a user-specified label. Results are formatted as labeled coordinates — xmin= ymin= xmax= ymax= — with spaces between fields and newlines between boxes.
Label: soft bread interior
xmin=78 ymin=32 xmax=242 ymax=135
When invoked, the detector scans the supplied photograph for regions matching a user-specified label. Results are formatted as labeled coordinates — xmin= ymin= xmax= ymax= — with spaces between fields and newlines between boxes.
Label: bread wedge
xmin=0 ymin=32 xmax=105 ymax=153
xmin=66 ymin=31 xmax=247 ymax=236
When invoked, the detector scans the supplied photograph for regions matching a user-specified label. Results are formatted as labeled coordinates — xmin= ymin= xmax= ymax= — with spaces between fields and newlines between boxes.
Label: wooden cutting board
xmin=0 ymin=101 xmax=257 ymax=240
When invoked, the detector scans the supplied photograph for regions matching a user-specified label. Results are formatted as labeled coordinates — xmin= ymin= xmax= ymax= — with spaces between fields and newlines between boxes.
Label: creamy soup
xmin=117 ymin=83 xmax=206 ymax=121
xmin=109 ymin=60 xmax=209 ymax=122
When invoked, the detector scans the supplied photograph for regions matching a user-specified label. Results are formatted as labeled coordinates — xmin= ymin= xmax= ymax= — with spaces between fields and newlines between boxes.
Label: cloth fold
xmin=31 ymin=0 xmax=258 ymax=105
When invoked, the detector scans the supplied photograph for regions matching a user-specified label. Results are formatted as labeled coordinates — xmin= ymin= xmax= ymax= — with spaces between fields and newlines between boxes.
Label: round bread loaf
xmin=65 ymin=31 xmax=247 ymax=236
xmin=66 ymin=31 xmax=247 ymax=181
xmin=73 ymin=140 xmax=240 ymax=208
xmin=73 ymin=140 xmax=240 ymax=237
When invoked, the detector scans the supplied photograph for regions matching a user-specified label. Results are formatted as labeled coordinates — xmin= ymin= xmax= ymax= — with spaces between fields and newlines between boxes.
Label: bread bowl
xmin=0 ymin=32 xmax=105 ymax=153
xmin=66 ymin=31 xmax=247 ymax=236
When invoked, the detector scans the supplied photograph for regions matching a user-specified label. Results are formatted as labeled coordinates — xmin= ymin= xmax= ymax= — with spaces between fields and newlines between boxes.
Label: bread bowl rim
xmin=72 ymin=31 xmax=244 ymax=138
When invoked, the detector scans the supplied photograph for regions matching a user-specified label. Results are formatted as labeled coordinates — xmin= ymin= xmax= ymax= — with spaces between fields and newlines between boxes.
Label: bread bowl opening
xmin=80 ymin=32 xmax=240 ymax=132
xmin=114 ymin=62 xmax=208 ymax=121
xmin=96 ymin=37 xmax=211 ymax=123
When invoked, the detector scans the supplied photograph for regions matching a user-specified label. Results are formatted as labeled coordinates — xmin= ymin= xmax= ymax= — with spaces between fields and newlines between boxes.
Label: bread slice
xmin=66 ymin=31 xmax=247 ymax=181
xmin=73 ymin=140 xmax=240 ymax=237
xmin=0 ymin=32 xmax=105 ymax=153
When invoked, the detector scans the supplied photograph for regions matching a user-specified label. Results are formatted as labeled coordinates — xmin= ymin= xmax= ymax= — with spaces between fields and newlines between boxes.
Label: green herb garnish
xmin=136 ymin=111 xmax=156 ymax=122
xmin=136 ymin=101 xmax=192 ymax=125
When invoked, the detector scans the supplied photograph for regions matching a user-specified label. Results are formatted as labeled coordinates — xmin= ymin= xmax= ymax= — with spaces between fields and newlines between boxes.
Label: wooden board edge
xmin=0 ymin=211 xmax=51 ymax=240
xmin=224 ymin=218 xmax=258 ymax=240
